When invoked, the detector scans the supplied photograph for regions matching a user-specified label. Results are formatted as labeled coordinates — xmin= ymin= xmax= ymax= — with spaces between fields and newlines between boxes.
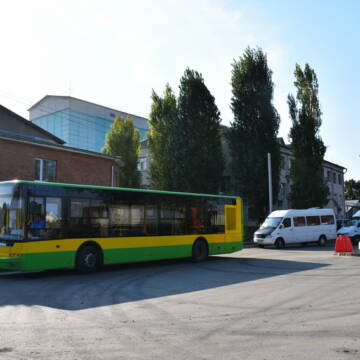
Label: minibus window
xmin=282 ymin=218 xmax=291 ymax=228
xmin=294 ymin=216 xmax=306 ymax=227
xmin=306 ymin=216 xmax=320 ymax=226
xmin=320 ymin=215 xmax=335 ymax=225
xmin=260 ymin=217 xmax=282 ymax=229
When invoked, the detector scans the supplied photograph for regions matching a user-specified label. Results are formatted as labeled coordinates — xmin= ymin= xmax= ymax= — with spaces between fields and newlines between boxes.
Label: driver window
xmin=282 ymin=218 xmax=291 ymax=228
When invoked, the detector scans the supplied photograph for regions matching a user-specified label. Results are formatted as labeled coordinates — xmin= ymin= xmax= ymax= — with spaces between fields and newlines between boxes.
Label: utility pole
xmin=268 ymin=152 xmax=273 ymax=213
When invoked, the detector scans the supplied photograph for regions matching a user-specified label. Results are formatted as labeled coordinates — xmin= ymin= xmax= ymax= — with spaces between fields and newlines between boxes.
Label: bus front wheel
xmin=76 ymin=244 xmax=102 ymax=273
xmin=192 ymin=238 xmax=209 ymax=262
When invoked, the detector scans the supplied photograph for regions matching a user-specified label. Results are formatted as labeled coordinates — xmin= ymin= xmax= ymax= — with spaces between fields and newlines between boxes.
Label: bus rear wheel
xmin=76 ymin=245 xmax=102 ymax=273
xmin=192 ymin=238 xmax=209 ymax=262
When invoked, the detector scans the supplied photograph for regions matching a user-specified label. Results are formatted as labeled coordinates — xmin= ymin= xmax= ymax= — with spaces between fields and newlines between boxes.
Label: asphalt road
xmin=0 ymin=246 xmax=359 ymax=360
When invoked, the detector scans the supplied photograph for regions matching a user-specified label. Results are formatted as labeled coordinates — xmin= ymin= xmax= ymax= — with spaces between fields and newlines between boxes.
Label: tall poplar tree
xmin=288 ymin=63 xmax=329 ymax=208
xmin=102 ymin=116 xmax=140 ymax=187
xmin=148 ymin=84 xmax=177 ymax=190
xmin=228 ymin=47 xmax=280 ymax=222
xmin=345 ymin=179 xmax=360 ymax=200
xmin=174 ymin=68 xmax=224 ymax=194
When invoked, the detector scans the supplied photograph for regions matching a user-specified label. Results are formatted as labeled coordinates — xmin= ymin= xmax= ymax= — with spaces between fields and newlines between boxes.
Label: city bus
xmin=0 ymin=180 xmax=243 ymax=273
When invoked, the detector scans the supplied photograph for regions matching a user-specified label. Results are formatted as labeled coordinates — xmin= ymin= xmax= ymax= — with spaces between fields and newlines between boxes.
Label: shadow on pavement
xmin=0 ymin=256 xmax=329 ymax=311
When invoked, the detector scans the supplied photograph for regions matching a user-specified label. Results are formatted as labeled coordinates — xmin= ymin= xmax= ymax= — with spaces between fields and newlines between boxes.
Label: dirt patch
xmin=0 ymin=347 xmax=13 ymax=353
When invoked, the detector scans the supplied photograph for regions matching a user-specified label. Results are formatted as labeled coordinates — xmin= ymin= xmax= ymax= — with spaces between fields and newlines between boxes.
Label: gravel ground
xmin=0 ymin=245 xmax=359 ymax=360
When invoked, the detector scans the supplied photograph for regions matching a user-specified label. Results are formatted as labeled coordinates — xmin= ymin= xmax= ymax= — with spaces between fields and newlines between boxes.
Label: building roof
xmin=0 ymin=104 xmax=65 ymax=144
xmin=277 ymin=137 xmax=346 ymax=171
xmin=28 ymin=95 xmax=148 ymax=122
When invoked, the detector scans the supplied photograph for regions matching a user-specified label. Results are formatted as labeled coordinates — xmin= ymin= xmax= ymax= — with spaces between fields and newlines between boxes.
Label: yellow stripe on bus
xmin=16 ymin=234 xmax=228 ymax=254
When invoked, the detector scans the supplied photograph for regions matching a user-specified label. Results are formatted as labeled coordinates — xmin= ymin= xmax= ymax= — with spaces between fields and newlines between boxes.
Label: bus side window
xmin=45 ymin=197 xmax=63 ymax=239
xmin=28 ymin=197 xmax=46 ymax=240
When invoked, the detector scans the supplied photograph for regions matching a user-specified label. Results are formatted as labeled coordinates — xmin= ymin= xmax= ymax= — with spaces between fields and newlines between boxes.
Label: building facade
xmin=277 ymin=139 xmax=346 ymax=217
xmin=29 ymin=96 xmax=149 ymax=153
xmin=0 ymin=105 xmax=122 ymax=187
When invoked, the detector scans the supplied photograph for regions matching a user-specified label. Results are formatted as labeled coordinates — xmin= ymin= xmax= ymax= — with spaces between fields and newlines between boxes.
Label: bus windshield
xmin=0 ymin=184 xmax=24 ymax=241
xmin=260 ymin=217 xmax=282 ymax=229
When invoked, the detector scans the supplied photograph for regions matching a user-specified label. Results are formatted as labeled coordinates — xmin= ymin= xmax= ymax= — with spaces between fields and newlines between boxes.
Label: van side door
xmin=293 ymin=216 xmax=308 ymax=243
xmin=279 ymin=217 xmax=294 ymax=243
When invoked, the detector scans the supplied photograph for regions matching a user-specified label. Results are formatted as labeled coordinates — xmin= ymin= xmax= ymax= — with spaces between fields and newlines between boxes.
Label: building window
xmin=35 ymin=159 xmax=56 ymax=182
xmin=327 ymin=170 xmax=331 ymax=182
xmin=338 ymin=174 xmax=342 ymax=185
xmin=280 ymin=156 xmax=285 ymax=169
xmin=332 ymin=172 xmax=336 ymax=183
xmin=137 ymin=157 xmax=147 ymax=171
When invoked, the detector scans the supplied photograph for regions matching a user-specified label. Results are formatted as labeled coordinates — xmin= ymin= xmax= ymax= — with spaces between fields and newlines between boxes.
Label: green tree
xmin=345 ymin=179 xmax=360 ymax=200
xmin=228 ymin=47 xmax=280 ymax=222
xmin=173 ymin=68 xmax=224 ymax=193
xmin=102 ymin=115 xmax=140 ymax=187
xmin=288 ymin=63 xmax=329 ymax=208
xmin=148 ymin=84 xmax=177 ymax=190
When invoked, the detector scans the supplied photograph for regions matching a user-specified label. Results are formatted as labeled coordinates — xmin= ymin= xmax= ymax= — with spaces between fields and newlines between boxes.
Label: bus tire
xmin=318 ymin=235 xmax=327 ymax=247
xmin=76 ymin=244 xmax=102 ymax=273
xmin=275 ymin=238 xmax=285 ymax=249
xmin=192 ymin=238 xmax=209 ymax=262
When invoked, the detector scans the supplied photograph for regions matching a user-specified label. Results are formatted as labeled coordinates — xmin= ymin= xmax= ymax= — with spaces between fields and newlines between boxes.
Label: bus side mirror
xmin=279 ymin=224 xmax=285 ymax=229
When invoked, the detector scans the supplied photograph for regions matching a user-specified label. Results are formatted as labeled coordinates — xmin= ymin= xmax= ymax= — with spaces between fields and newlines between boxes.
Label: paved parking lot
xmin=0 ymin=245 xmax=359 ymax=360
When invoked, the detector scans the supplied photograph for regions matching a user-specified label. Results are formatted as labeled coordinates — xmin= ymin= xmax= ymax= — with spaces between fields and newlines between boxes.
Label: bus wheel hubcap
xmin=85 ymin=253 xmax=95 ymax=267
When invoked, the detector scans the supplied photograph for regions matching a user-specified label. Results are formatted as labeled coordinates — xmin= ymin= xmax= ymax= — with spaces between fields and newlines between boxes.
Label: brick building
xmin=0 ymin=105 xmax=122 ymax=186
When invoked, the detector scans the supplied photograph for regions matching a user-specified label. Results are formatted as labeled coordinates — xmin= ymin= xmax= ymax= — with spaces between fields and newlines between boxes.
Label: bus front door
xmin=225 ymin=200 xmax=242 ymax=252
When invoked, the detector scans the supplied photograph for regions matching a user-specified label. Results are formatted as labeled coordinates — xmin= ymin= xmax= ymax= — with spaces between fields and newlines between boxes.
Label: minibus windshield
xmin=260 ymin=217 xmax=282 ymax=229
xmin=0 ymin=184 xmax=24 ymax=241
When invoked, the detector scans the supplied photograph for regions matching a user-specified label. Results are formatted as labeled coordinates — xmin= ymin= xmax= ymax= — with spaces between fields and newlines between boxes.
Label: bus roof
xmin=0 ymin=180 xmax=240 ymax=200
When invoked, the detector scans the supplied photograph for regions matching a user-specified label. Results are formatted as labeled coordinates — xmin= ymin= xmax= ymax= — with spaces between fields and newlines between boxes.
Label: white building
xmin=277 ymin=139 xmax=346 ymax=217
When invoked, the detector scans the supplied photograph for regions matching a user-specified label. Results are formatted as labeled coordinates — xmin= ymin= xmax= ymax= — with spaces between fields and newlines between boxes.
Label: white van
xmin=337 ymin=210 xmax=360 ymax=245
xmin=253 ymin=209 xmax=336 ymax=248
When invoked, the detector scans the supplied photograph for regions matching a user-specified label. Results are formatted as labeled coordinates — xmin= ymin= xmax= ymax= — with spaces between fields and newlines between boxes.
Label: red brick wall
xmin=0 ymin=138 xmax=119 ymax=186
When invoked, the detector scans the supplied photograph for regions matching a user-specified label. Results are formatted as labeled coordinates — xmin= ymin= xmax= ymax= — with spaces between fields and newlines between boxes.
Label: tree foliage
xmin=102 ymin=115 xmax=140 ymax=187
xmin=288 ymin=63 xmax=329 ymax=208
xmin=148 ymin=69 xmax=224 ymax=194
xmin=345 ymin=179 xmax=360 ymax=200
xmin=174 ymin=68 xmax=224 ymax=193
xmin=228 ymin=47 xmax=280 ymax=222
xmin=148 ymin=84 xmax=177 ymax=190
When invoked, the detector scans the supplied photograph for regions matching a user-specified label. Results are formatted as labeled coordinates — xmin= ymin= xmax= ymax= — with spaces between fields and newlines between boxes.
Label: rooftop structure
xmin=29 ymin=95 xmax=149 ymax=153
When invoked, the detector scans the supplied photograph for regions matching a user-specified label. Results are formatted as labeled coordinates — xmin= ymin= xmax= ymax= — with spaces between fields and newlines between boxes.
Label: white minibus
xmin=253 ymin=209 xmax=336 ymax=248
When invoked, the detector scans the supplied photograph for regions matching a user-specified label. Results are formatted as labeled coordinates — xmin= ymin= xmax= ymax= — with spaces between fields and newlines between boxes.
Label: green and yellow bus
xmin=0 ymin=180 xmax=243 ymax=273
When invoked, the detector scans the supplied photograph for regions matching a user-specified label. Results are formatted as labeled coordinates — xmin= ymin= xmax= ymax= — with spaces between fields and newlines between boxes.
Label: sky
xmin=0 ymin=0 xmax=359 ymax=179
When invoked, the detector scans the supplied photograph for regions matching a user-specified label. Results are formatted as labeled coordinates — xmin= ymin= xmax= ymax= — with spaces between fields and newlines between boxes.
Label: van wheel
xmin=318 ymin=235 xmax=327 ymax=247
xmin=192 ymin=238 xmax=209 ymax=262
xmin=76 ymin=245 xmax=102 ymax=273
xmin=275 ymin=238 xmax=285 ymax=249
